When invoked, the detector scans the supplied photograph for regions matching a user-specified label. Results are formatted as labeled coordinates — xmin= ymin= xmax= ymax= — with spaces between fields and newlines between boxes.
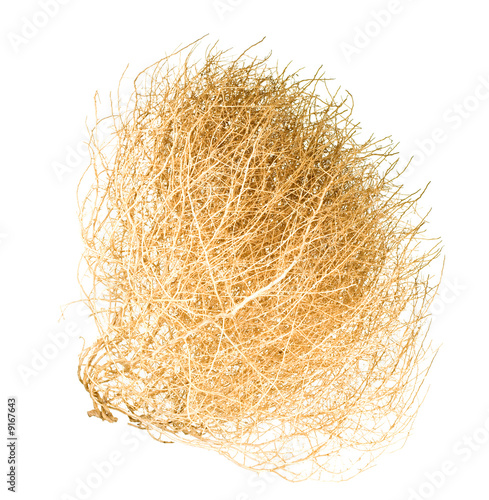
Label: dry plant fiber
xmin=77 ymin=38 xmax=442 ymax=481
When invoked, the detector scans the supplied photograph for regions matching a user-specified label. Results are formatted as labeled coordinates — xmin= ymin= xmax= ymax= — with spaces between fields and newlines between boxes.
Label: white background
xmin=2 ymin=1 xmax=489 ymax=499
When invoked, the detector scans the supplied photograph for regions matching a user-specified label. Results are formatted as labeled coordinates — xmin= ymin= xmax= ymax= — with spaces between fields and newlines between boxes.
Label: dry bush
xmin=77 ymin=39 xmax=442 ymax=481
